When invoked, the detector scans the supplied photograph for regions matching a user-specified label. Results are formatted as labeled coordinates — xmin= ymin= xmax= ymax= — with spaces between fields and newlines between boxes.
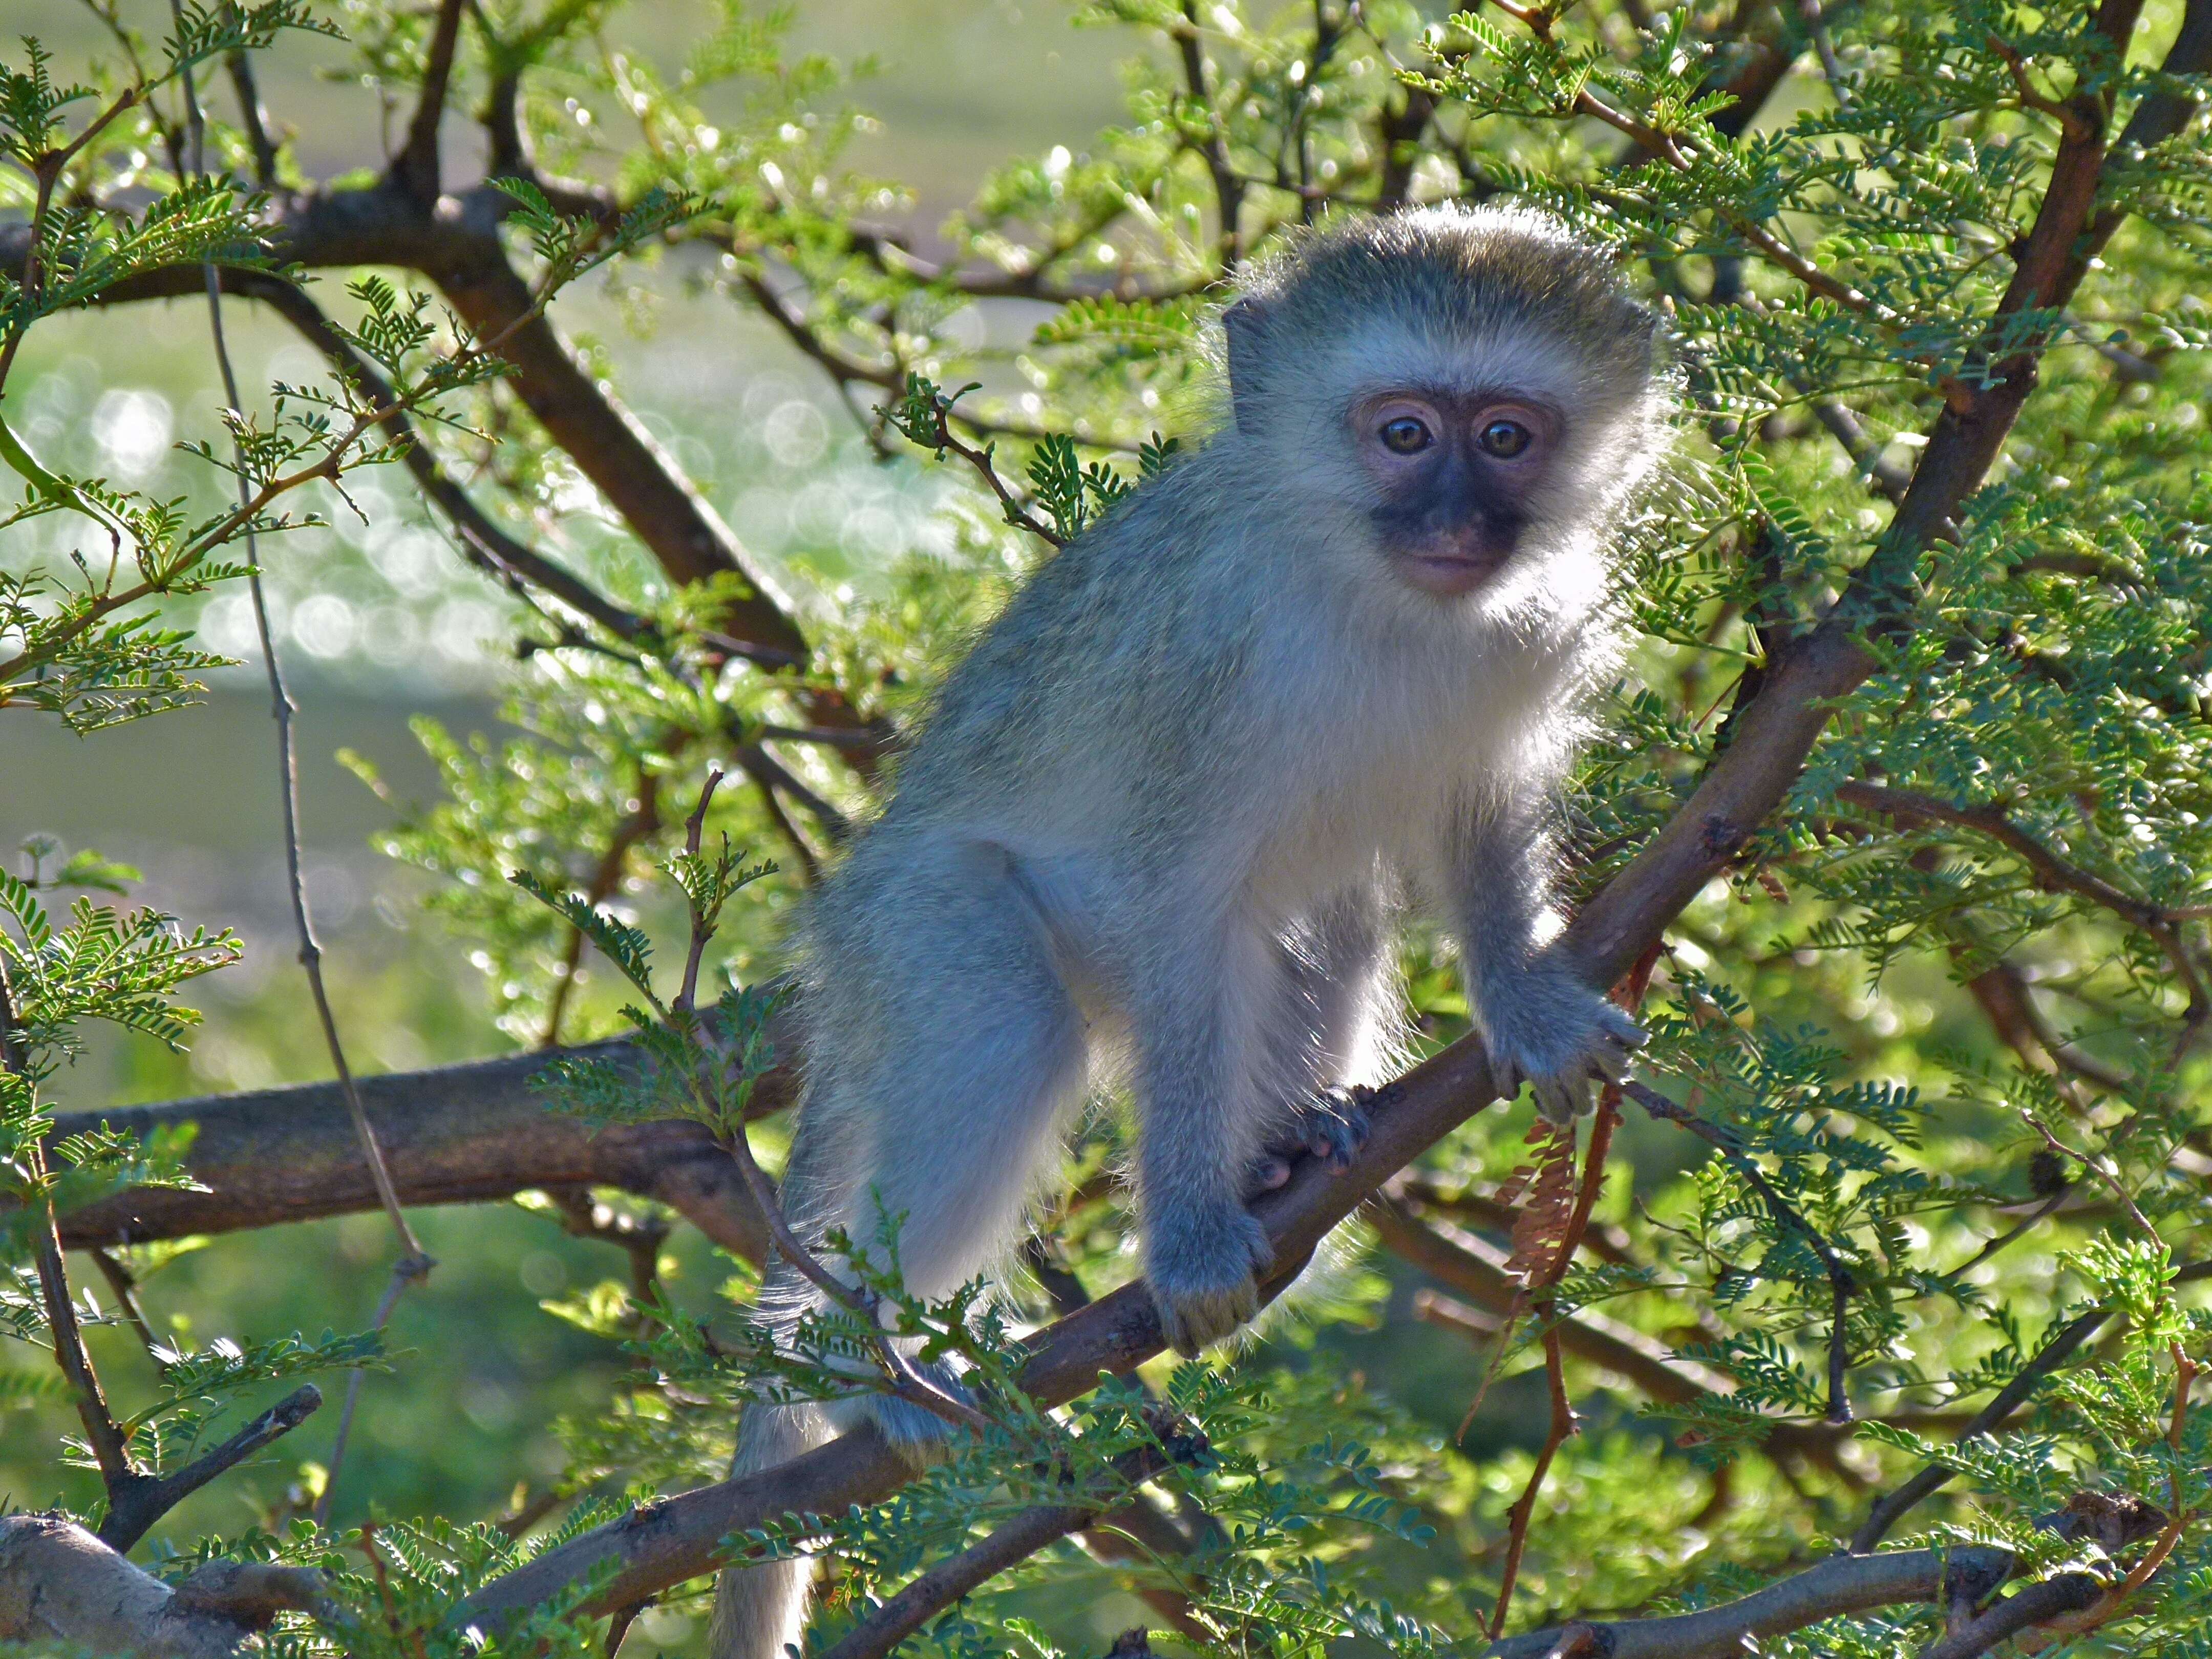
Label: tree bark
xmin=49 ymin=1029 xmax=785 ymax=1262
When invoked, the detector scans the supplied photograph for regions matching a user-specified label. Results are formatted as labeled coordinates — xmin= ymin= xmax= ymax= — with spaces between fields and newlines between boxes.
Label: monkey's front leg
xmin=1132 ymin=926 xmax=1278 ymax=1357
xmin=1445 ymin=795 xmax=1645 ymax=1124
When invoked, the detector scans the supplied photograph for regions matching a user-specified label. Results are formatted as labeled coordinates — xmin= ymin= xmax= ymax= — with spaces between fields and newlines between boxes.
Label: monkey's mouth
xmin=1390 ymin=546 xmax=1506 ymax=598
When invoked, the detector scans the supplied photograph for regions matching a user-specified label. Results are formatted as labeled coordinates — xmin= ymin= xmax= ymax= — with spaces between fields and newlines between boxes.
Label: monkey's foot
xmin=1248 ymin=1086 xmax=1374 ymax=1193
xmin=1494 ymin=991 xmax=1646 ymax=1126
xmin=1147 ymin=1206 xmax=1273 ymax=1357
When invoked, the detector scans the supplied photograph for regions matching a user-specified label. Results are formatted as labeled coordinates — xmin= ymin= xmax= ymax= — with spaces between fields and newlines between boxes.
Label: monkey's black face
xmin=1352 ymin=390 xmax=1561 ymax=598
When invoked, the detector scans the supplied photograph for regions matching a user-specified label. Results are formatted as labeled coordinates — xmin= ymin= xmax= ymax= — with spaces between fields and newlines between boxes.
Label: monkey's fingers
xmin=1533 ymin=1074 xmax=1586 ymax=1125
xmin=1157 ymin=1275 xmax=1261 ymax=1358
xmin=1590 ymin=1039 xmax=1635 ymax=1084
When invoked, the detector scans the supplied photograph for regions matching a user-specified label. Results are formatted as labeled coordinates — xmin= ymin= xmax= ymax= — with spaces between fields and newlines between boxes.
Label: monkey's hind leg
xmin=799 ymin=840 xmax=1092 ymax=1452
xmin=1249 ymin=888 xmax=1394 ymax=1193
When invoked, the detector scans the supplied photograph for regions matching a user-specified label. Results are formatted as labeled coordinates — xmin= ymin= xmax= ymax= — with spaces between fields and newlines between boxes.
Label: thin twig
xmin=89 ymin=1247 xmax=162 ymax=1360
xmin=169 ymin=15 xmax=434 ymax=1530
xmin=1851 ymin=1307 xmax=2111 ymax=1551
xmin=224 ymin=49 xmax=280 ymax=185
xmin=315 ymin=1263 xmax=418 ymax=1529
xmin=1 ymin=955 xmax=135 ymax=1498
xmin=660 ymin=773 xmax=983 ymax=1433
xmin=542 ymin=778 xmax=663 ymax=1048
xmin=1620 ymin=1078 xmax=1856 ymax=1423
xmin=1488 ymin=1095 xmax=1618 ymax=1636
xmin=813 ymin=1442 xmax=1186 ymax=1659
xmin=674 ymin=771 xmax=729 ymax=1016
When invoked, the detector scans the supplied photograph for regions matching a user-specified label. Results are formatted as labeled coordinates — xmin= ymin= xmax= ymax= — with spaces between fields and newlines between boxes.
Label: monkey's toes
xmin=1266 ymin=1086 xmax=1374 ymax=1177
xmin=1156 ymin=1274 xmax=1261 ymax=1358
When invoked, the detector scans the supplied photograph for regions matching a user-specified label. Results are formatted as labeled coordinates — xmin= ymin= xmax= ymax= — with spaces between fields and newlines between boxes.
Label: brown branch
xmin=545 ymin=1188 xmax=670 ymax=1324
xmin=1373 ymin=1198 xmax=1734 ymax=1406
xmin=813 ymin=1443 xmax=1183 ymax=1659
xmin=224 ymin=51 xmax=280 ymax=187
xmin=734 ymin=748 xmax=825 ymax=885
xmin=543 ymin=778 xmax=664 ymax=1048
xmin=0 ymin=972 xmax=133 ymax=1502
xmin=35 ymin=1198 xmax=134 ymax=1492
xmin=46 ymin=1023 xmax=786 ymax=1263
xmin=99 ymin=1385 xmax=324 ymax=1554
xmin=1176 ymin=1 xmax=1248 ymax=262
xmin=1838 ymin=783 xmax=2196 ymax=939
xmin=0 ymin=1514 xmax=330 ymax=1657
xmin=1487 ymin=1545 xmax=2016 ymax=1659
xmin=739 ymin=741 xmax=854 ymax=845
xmin=1960 ymin=956 xmax=2131 ymax=1093
xmin=1839 ymin=780 xmax=2211 ymax=1028
xmin=243 ymin=275 xmax=661 ymax=647
xmin=396 ymin=0 xmax=469 ymax=204
xmin=1391 ymin=1175 xmax=1644 ymax=1269
xmin=1916 ymin=1573 xmax=2101 ymax=1659
xmin=26 ymin=182 xmax=818 ymax=664
xmin=1490 ymin=1099 xmax=1618 ymax=1635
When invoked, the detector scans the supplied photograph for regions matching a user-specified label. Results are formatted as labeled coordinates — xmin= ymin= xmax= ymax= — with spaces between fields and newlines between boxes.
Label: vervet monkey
xmin=711 ymin=203 xmax=1671 ymax=1658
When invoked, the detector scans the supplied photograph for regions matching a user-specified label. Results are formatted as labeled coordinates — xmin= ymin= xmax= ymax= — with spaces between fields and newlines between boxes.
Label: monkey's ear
xmin=1222 ymin=295 xmax=1270 ymax=434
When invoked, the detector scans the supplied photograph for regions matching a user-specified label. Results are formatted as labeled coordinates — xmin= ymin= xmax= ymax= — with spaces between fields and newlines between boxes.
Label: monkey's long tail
xmin=706 ymin=1399 xmax=825 ymax=1659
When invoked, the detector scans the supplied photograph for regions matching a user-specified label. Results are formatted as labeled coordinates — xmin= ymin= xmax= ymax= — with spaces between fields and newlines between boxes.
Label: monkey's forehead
xmin=1243 ymin=204 xmax=1650 ymax=344
xmin=1322 ymin=315 xmax=1646 ymax=410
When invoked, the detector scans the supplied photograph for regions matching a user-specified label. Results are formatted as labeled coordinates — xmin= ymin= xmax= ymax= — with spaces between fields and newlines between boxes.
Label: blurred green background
xmin=0 ymin=8 xmax=1129 ymax=1649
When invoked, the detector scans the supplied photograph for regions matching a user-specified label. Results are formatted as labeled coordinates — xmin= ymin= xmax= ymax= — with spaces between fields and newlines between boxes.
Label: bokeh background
xmin=0 ymin=9 xmax=1132 ymax=1649
xmin=0 ymin=6 xmax=1977 ymax=1651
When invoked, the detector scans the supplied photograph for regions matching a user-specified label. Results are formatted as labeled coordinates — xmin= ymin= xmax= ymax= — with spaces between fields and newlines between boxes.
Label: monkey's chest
xmin=1246 ymin=748 xmax=1457 ymax=915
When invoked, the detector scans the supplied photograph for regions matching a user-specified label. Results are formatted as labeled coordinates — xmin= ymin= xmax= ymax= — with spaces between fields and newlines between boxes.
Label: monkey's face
xmin=1351 ymin=389 xmax=1562 ymax=598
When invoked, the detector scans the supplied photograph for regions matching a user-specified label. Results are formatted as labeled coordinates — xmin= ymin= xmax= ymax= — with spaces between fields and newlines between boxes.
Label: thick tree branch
xmin=242 ymin=274 xmax=656 ymax=645
xmin=1488 ymin=1546 xmax=2015 ymax=1659
xmin=1917 ymin=1572 xmax=2102 ymax=1659
xmin=0 ymin=183 xmax=808 ymax=662
xmin=47 ymin=1026 xmax=787 ymax=1262
xmin=0 ymin=1515 xmax=329 ymax=1659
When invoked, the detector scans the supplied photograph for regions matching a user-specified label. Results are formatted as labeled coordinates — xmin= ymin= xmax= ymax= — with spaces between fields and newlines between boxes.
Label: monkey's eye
xmin=1477 ymin=418 xmax=1533 ymax=458
xmin=1379 ymin=416 xmax=1433 ymax=454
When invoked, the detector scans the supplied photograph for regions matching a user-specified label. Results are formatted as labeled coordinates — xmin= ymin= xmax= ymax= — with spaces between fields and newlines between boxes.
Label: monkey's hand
xmin=1146 ymin=1203 xmax=1274 ymax=1358
xmin=1483 ymin=958 xmax=1645 ymax=1126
